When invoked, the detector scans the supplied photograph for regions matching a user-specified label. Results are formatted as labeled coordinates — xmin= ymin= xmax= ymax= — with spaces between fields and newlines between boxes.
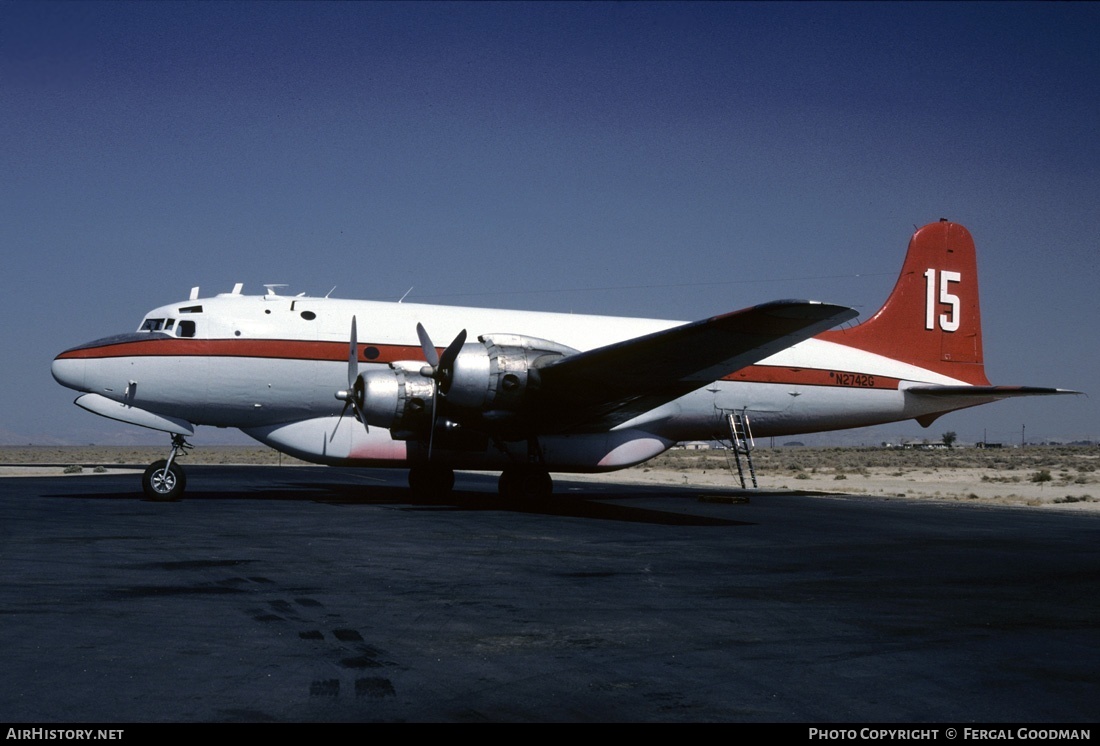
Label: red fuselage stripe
xmin=58 ymin=338 xmax=424 ymax=363
xmin=57 ymin=337 xmax=902 ymax=390
xmin=726 ymin=365 xmax=899 ymax=390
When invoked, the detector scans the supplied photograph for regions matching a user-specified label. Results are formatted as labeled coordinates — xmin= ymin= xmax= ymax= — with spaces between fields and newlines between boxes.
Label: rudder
xmin=818 ymin=220 xmax=990 ymax=385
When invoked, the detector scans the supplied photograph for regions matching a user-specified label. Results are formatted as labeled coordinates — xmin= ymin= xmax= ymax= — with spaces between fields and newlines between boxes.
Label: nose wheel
xmin=142 ymin=434 xmax=191 ymax=501
xmin=142 ymin=459 xmax=186 ymax=501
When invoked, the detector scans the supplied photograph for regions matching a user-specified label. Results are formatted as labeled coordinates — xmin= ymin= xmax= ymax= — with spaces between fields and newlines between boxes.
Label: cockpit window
xmin=177 ymin=320 xmax=196 ymax=338
xmin=165 ymin=319 xmax=175 ymax=330
xmin=140 ymin=318 xmax=166 ymax=332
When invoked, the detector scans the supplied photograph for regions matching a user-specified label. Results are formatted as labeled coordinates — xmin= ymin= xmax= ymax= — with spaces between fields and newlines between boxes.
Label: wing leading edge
xmin=529 ymin=300 xmax=859 ymax=432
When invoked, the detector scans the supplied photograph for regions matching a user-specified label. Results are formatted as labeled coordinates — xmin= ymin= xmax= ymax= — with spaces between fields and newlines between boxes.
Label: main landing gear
xmin=407 ymin=464 xmax=455 ymax=498
xmin=406 ymin=464 xmax=554 ymax=500
xmin=142 ymin=434 xmax=191 ymax=501
xmin=498 ymin=465 xmax=553 ymax=500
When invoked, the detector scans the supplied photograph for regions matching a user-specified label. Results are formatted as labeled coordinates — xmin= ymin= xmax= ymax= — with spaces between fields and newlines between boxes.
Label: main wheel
xmin=408 ymin=465 xmax=455 ymax=498
xmin=498 ymin=466 xmax=553 ymax=500
xmin=142 ymin=460 xmax=186 ymax=501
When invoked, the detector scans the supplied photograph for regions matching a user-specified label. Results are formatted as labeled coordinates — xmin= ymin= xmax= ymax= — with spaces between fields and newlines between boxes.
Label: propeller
xmin=331 ymin=316 xmax=366 ymax=441
xmin=415 ymin=322 xmax=467 ymax=457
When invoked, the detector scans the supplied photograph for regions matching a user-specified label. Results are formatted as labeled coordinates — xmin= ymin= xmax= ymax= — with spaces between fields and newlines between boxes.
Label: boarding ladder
xmin=725 ymin=411 xmax=758 ymax=489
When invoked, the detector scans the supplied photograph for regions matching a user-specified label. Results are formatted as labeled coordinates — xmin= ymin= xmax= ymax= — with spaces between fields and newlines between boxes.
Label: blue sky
xmin=2 ymin=1 xmax=1097 ymax=446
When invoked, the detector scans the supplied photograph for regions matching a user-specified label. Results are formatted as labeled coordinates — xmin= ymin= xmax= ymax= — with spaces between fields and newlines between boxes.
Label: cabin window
xmin=300 ymin=311 xmax=316 ymax=320
xmin=177 ymin=320 xmax=196 ymax=338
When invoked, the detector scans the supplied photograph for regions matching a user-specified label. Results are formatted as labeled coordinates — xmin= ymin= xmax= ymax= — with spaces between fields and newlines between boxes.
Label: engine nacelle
xmin=358 ymin=361 xmax=435 ymax=437
xmin=358 ymin=335 xmax=578 ymax=440
xmin=444 ymin=334 xmax=578 ymax=413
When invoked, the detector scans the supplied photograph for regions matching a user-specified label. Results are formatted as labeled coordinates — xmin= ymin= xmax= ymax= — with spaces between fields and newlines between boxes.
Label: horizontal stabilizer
xmin=904 ymin=385 xmax=1081 ymax=428
xmin=906 ymin=385 xmax=1081 ymax=399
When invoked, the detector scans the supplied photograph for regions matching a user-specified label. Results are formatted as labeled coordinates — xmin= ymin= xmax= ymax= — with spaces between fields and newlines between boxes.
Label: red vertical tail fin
xmin=818 ymin=220 xmax=990 ymax=385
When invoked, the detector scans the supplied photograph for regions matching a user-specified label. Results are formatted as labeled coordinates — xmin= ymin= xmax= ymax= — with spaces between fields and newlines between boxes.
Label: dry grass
xmin=0 ymin=445 xmax=310 ymax=467
xmin=648 ymin=444 xmax=1099 ymax=476
xmin=634 ymin=445 xmax=1100 ymax=510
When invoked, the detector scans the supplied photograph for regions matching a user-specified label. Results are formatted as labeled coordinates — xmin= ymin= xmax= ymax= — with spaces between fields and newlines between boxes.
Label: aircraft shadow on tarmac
xmin=299 ymin=481 xmax=753 ymax=526
xmin=39 ymin=467 xmax=754 ymax=527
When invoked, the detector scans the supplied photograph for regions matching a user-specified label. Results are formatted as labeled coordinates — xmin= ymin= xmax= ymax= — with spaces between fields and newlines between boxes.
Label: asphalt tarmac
xmin=2 ymin=465 xmax=1098 ymax=723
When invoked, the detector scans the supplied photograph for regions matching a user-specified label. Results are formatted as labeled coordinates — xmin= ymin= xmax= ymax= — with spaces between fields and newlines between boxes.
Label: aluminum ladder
xmin=725 ymin=411 xmax=758 ymax=488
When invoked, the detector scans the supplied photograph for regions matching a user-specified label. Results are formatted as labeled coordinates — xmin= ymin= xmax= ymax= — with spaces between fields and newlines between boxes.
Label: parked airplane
xmin=52 ymin=220 xmax=1074 ymax=500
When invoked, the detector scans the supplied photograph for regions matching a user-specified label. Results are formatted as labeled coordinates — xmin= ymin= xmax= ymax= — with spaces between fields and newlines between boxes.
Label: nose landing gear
xmin=142 ymin=434 xmax=191 ymax=501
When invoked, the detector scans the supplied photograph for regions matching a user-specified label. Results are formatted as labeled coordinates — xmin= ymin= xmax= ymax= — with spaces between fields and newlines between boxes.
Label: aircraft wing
xmin=528 ymin=300 xmax=859 ymax=432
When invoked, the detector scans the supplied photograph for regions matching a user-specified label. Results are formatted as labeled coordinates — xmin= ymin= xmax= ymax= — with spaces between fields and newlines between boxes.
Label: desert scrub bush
xmin=63 ymin=464 xmax=82 ymax=474
xmin=1030 ymin=469 xmax=1053 ymax=485
xmin=1053 ymin=494 xmax=1094 ymax=504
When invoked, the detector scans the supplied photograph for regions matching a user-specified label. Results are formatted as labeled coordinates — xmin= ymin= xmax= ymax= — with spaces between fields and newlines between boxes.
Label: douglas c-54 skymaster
xmin=53 ymin=220 xmax=1075 ymax=500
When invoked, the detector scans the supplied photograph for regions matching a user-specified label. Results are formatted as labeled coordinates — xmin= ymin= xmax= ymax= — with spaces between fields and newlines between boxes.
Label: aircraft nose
xmin=51 ymin=354 xmax=87 ymax=391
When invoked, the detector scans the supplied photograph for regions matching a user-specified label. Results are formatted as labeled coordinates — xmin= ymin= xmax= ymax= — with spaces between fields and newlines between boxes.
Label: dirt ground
xmin=624 ymin=445 xmax=1100 ymax=511
xmin=2 ymin=444 xmax=1097 ymax=511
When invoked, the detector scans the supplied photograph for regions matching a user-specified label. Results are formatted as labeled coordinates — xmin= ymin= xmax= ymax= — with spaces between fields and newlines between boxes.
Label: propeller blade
xmin=332 ymin=316 xmax=368 ymax=440
xmin=353 ymin=375 xmax=368 ymax=432
xmin=414 ymin=323 xmax=468 ymax=459
xmin=348 ymin=316 xmax=358 ymax=390
xmin=427 ymin=380 xmax=437 ymax=459
xmin=416 ymin=323 xmax=440 ymax=369
xmin=438 ymin=329 xmax=467 ymax=375
xmin=329 ymin=398 xmax=351 ymax=442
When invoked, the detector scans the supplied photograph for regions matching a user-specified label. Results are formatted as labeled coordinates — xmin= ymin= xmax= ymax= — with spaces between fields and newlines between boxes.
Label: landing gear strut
xmin=142 ymin=434 xmax=191 ymax=501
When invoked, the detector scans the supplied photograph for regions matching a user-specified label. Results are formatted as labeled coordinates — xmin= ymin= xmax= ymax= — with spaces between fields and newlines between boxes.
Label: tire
xmin=498 ymin=466 xmax=553 ymax=500
xmin=142 ymin=460 xmax=186 ymax=501
xmin=408 ymin=465 xmax=455 ymax=498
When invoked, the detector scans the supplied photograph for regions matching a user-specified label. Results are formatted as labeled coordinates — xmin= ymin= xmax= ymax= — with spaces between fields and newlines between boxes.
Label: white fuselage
xmin=52 ymin=291 xmax=970 ymax=472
